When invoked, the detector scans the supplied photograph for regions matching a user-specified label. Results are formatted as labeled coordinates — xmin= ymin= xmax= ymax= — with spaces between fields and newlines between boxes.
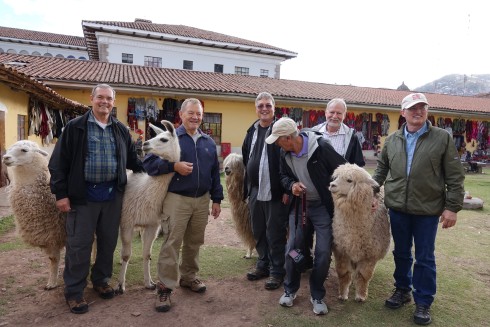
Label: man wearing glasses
xmin=373 ymin=93 xmax=465 ymax=325
xmin=242 ymin=92 xmax=288 ymax=290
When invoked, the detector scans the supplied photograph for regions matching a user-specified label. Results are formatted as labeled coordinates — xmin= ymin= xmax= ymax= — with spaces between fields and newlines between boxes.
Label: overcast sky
xmin=1 ymin=0 xmax=489 ymax=90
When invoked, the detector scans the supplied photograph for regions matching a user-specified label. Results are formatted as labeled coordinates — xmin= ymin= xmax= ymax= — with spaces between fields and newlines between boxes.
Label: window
xmin=67 ymin=55 xmax=75 ymax=59
xmin=43 ymin=53 xmax=53 ymax=57
xmin=183 ymin=60 xmax=193 ymax=70
xmin=144 ymin=56 xmax=162 ymax=68
xmin=260 ymin=69 xmax=269 ymax=77
xmin=78 ymin=56 xmax=87 ymax=60
xmin=214 ymin=64 xmax=223 ymax=73
xmin=122 ymin=53 xmax=133 ymax=64
xmin=32 ymin=51 xmax=41 ymax=56
xmin=20 ymin=50 xmax=29 ymax=55
xmin=17 ymin=115 xmax=27 ymax=140
xmin=200 ymin=113 xmax=222 ymax=145
xmin=235 ymin=66 xmax=249 ymax=75
xmin=55 ymin=54 xmax=64 ymax=58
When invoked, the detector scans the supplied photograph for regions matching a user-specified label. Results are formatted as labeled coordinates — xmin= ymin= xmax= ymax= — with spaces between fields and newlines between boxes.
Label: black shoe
xmin=385 ymin=288 xmax=412 ymax=309
xmin=264 ymin=276 xmax=283 ymax=290
xmin=93 ymin=282 xmax=115 ymax=299
xmin=414 ymin=304 xmax=432 ymax=325
xmin=247 ymin=268 xmax=269 ymax=281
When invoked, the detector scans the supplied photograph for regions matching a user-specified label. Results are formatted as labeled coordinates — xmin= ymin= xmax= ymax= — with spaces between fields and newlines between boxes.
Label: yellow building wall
xmin=0 ymin=83 xmax=43 ymax=149
xmin=52 ymin=87 xmax=490 ymax=157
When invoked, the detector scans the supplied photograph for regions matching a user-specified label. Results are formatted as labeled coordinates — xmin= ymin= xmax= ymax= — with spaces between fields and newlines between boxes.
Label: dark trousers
xmin=389 ymin=209 xmax=439 ymax=307
xmin=64 ymin=191 xmax=123 ymax=301
xmin=284 ymin=200 xmax=332 ymax=300
xmin=248 ymin=186 xmax=287 ymax=278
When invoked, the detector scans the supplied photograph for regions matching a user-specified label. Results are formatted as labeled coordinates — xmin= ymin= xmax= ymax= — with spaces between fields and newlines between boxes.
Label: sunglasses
xmin=257 ymin=104 xmax=273 ymax=109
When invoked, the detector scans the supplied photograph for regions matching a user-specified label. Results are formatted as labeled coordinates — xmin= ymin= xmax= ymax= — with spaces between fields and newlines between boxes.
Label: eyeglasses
xmin=257 ymin=104 xmax=273 ymax=110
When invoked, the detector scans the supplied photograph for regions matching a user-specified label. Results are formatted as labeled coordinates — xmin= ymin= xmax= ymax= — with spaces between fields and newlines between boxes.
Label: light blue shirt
xmin=404 ymin=123 xmax=428 ymax=176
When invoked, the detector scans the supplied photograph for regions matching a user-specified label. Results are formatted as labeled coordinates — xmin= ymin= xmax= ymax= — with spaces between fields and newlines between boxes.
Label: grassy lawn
xmin=1 ymin=171 xmax=488 ymax=326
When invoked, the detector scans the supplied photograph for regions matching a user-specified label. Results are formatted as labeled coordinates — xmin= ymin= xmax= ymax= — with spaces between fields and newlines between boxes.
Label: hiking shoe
xmin=155 ymin=283 xmax=172 ymax=312
xmin=310 ymin=298 xmax=328 ymax=315
xmin=93 ymin=282 xmax=115 ymax=299
xmin=414 ymin=304 xmax=432 ymax=325
xmin=385 ymin=288 xmax=412 ymax=309
xmin=66 ymin=298 xmax=88 ymax=314
xmin=265 ymin=276 xmax=283 ymax=290
xmin=179 ymin=278 xmax=206 ymax=293
xmin=247 ymin=268 xmax=270 ymax=281
xmin=279 ymin=291 xmax=296 ymax=307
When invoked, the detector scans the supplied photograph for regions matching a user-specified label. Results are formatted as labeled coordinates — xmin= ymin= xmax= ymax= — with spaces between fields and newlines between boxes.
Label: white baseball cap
xmin=401 ymin=93 xmax=429 ymax=110
xmin=265 ymin=117 xmax=298 ymax=144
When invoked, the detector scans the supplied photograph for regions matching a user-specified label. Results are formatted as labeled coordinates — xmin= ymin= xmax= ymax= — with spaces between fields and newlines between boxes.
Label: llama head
xmin=142 ymin=120 xmax=181 ymax=162
xmin=223 ymin=153 xmax=244 ymax=177
xmin=2 ymin=140 xmax=49 ymax=168
xmin=329 ymin=163 xmax=380 ymax=202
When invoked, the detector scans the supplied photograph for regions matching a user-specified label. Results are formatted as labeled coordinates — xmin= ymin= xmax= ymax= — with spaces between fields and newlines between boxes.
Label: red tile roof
xmin=81 ymin=20 xmax=297 ymax=61
xmin=0 ymin=60 xmax=89 ymax=111
xmin=1 ymin=53 xmax=489 ymax=115
xmin=0 ymin=26 xmax=86 ymax=48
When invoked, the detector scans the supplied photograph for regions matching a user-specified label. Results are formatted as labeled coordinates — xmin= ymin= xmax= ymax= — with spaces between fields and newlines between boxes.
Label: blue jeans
xmin=284 ymin=200 xmax=332 ymax=300
xmin=389 ymin=209 xmax=439 ymax=307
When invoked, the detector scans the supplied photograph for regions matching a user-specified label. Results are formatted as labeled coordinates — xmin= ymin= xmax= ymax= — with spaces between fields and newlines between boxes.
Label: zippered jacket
xmin=143 ymin=125 xmax=223 ymax=204
xmin=49 ymin=110 xmax=144 ymax=204
xmin=242 ymin=119 xmax=285 ymax=201
xmin=372 ymin=121 xmax=465 ymax=215
xmin=279 ymin=131 xmax=346 ymax=217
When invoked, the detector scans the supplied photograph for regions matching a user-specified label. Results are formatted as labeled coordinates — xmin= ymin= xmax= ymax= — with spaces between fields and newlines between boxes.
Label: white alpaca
xmin=329 ymin=163 xmax=391 ymax=302
xmin=223 ymin=153 xmax=255 ymax=259
xmin=2 ymin=141 xmax=65 ymax=290
xmin=117 ymin=120 xmax=181 ymax=293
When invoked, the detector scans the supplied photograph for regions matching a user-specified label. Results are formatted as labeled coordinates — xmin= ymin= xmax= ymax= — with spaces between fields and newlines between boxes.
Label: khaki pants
xmin=157 ymin=192 xmax=210 ymax=289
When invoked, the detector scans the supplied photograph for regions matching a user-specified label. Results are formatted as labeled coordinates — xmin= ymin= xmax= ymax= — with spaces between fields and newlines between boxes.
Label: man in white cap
xmin=266 ymin=117 xmax=345 ymax=315
xmin=373 ymin=92 xmax=465 ymax=325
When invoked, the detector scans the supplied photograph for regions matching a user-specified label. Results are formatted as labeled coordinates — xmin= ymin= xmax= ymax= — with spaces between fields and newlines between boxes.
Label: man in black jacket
xmin=242 ymin=92 xmax=288 ymax=290
xmin=49 ymin=84 xmax=143 ymax=314
xmin=267 ymin=117 xmax=345 ymax=315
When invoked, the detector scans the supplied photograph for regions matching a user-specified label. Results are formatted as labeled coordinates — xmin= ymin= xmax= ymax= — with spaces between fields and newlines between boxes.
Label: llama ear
xmin=149 ymin=123 xmax=165 ymax=135
xmin=160 ymin=120 xmax=175 ymax=135
xmin=35 ymin=149 xmax=49 ymax=157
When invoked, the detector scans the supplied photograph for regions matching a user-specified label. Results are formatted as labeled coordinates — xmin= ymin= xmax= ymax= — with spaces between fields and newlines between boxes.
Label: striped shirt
xmin=319 ymin=124 xmax=347 ymax=157
xmin=84 ymin=112 xmax=117 ymax=183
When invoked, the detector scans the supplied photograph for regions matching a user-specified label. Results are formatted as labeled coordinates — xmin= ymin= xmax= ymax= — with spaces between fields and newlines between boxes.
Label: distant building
xmin=397 ymin=81 xmax=410 ymax=91
xmin=0 ymin=18 xmax=297 ymax=78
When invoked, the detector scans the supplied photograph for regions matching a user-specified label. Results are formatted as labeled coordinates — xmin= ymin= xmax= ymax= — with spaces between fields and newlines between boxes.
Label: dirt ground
xmin=0 ymin=207 xmax=335 ymax=327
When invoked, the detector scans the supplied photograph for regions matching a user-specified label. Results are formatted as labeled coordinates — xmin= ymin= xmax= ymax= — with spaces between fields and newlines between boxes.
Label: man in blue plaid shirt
xmin=49 ymin=84 xmax=143 ymax=314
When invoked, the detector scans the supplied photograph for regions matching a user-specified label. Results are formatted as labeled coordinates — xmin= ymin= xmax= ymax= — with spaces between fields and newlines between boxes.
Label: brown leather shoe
xmin=246 ymin=268 xmax=270 ymax=281
xmin=67 ymin=298 xmax=88 ymax=314
xmin=93 ymin=283 xmax=115 ymax=299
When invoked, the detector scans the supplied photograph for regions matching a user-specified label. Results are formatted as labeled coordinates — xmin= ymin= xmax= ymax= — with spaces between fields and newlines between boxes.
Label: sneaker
xmin=310 ymin=298 xmax=328 ymax=315
xmin=246 ymin=268 xmax=270 ymax=281
xmin=66 ymin=298 xmax=88 ymax=314
xmin=413 ymin=304 xmax=432 ymax=325
xmin=179 ymin=278 xmax=206 ymax=293
xmin=279 ymin=291 xmax=296 ymax=307
xmin=155 ymin=283 xmax=172 ymax=312
xmin=264 ymin=276 xmax=283 ymax=290
xmin=385 ymin=288 xmax=412 ymax=309
xmin=93 ymin=282 xmax=115 ymax=299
